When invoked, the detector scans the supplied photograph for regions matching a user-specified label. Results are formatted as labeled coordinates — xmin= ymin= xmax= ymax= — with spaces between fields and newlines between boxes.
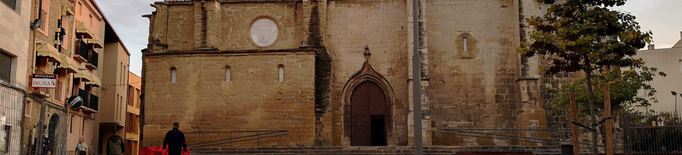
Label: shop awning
xmin=35 ymin=42 xmax=62 ymax=63
xmin=88 ymin=38 xmax=103 ymax=48
xmin=57 ymin=53 xmax=79 ymax=73
xmin=61 ymin=5 xmax=74 ymax=16
xmin=74 ymin=71 xmax=101 ymax=87
xmin=86 ymin=74 xmax=102 ymax=87
xmin=75 ymin=21 xmax=94 ymax=39
xmin=74 ymin=71 xmax=92 ymax=81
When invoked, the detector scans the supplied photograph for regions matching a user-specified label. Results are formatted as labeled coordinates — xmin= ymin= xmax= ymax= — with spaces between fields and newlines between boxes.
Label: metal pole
xmin=34 ymin=98 xmax=46 ymax=155
xmin=412 ymin=0 xmax=422 ymax=154
xmin=19 ymin=92 xmax=27 ymax=155
xmin=675 ymin=95 xmax=678 ymax=116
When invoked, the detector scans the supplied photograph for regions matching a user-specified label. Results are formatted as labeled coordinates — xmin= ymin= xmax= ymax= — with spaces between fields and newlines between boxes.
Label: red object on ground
xmin=140 ymin=146 xmax=190 ymax=155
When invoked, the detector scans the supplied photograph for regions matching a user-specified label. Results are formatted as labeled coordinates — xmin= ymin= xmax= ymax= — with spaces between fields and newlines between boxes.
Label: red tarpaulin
xmin=140 ymin=146 xmax=190 ymax=155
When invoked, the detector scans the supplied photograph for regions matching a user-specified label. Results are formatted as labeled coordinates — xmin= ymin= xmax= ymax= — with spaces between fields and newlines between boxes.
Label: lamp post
xmin=679 ymin=94 xmax=682 ymax=116
xmin=411 ymin=0 xmax=423 ymax=154
xmin=672 ymin=91 xmax=678 ymax=115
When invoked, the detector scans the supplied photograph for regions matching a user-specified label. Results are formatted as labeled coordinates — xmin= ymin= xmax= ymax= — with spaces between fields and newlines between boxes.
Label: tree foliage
xmin=519 ymin=0 xmax=652 ymax=73
xmin=547 ymin=67 xmax=666 ymax=116
xmin=519 ymin=0 xmax=654 ymax=153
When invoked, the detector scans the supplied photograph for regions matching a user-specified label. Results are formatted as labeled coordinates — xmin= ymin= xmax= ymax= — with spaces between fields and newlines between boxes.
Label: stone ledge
xmin=144 ymin=48 xmax=318 ymax=56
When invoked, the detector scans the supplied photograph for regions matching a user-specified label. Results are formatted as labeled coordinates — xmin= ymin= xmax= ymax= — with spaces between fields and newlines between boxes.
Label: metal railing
xmin=164 ymin=0 xmax=194 ymax=2
xmin=623 ymin=111 xmax=682 ymax=154
xmin=0 ymin=82 xmax=25 ymax=155
xmin=144 ymin=130 xmax=289 ymax=148
xmin=442 ymin=128 xmax=627 ymax=153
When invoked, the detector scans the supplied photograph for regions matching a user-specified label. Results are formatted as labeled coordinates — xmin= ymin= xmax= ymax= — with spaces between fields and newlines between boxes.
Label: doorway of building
xmin=350 ymin=81 xmax=387 ymax=146
xmin=47 ymin=114 xmax=59 ymax=154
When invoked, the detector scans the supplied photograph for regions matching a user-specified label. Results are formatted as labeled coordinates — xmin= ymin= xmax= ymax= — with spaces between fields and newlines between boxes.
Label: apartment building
xmin=633 ymin=32 xmax=682 ymax=113
xmin=125 ymin=72 xmax=141 ymax=155
xmin=20 ymin=0 xmax=129 ymax=154
xmin=0 ymin=0 xmax=31 ymax=154
xmin=93 ymin=22 xmax=130 ymax=154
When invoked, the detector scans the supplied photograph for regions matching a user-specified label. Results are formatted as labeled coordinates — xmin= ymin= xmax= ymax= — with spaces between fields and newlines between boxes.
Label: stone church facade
xmin=141 ymin=0 xmax=556 ymax=147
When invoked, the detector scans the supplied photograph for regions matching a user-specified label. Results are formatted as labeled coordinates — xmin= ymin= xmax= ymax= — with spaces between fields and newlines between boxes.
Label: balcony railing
xmin=74 ymin=41 xmax=90 ymax=62
xmin=89 ymin=94 xmax=98 ymax=111
xmin=77 ymin=89 xmax=98 ymax=112
xmin=86 ymin=51 xmax=98 ymax=70
xmin=78 ymin=89 xmax=89 ymax=106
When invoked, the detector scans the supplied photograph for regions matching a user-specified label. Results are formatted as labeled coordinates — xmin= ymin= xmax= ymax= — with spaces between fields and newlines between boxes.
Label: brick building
xmin=22 ymin=0 xmax=106 ymax=153
xmin=19 ymin=0 xmax=131 ymax=154
xmin=141 ymin=0 xmax=556 ymax=147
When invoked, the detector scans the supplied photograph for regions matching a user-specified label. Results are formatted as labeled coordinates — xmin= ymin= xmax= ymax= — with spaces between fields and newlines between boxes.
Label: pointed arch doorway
xmin=350 ymin=81 xmax=387 ymax=146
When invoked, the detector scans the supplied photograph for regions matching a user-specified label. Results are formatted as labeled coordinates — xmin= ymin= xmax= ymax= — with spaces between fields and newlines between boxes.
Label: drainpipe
xmin=124 ymin=51 xmax=130 ymax=146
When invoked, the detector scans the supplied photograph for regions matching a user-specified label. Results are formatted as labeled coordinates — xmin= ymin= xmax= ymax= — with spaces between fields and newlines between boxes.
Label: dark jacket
xmin=163 ymin=128 xmax=187 ymax=153
xmin=106 ymin=135 xmax=125 ymax=155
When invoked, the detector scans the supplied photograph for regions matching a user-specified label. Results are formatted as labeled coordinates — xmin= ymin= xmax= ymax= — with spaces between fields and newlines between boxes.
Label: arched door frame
xmin=341 ymin=61 xmax=395 ymax=145
xmin=47 ymin=113 xmax=60 ymax=154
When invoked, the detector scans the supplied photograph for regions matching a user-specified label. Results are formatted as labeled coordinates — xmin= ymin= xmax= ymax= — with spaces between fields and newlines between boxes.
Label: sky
xmin=94 ymin=0 xmax=682 ymax=76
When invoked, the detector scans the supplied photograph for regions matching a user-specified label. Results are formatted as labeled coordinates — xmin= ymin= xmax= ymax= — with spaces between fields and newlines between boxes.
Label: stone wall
xmin=142 ymin=52 xmax=316 ymax=146
xmin=326 ymin=0 xmax=410 ymax=146
xmin=141 ymin=0 xmax=557 ymax=147
xmin=426 ymin=0 xmax=523 ymax=146
xmin=218 ymin=2 xmax=302 ymax=50
xmin=166 ymin=5 xmax=195 ymax=51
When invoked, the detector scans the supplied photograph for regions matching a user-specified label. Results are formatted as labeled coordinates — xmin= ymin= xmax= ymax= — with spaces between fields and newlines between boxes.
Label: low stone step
xmin=188 ymin=146 xmax=563 ymax=155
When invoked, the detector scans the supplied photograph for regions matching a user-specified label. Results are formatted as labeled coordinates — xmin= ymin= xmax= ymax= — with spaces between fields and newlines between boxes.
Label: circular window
xmin=250 ymin=18 xmax=279 ymax=47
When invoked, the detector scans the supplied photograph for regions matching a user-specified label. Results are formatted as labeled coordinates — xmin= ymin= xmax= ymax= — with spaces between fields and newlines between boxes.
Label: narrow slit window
xmin=463 ymin=37 xmax=468 ymax=52
xmin=278 ymin=65 xmax=284 ymax=82
xmin=225 ymin=66 xmax=231 ymax=82
xmin=70 ymin=115 xmax=74 ymax=133
xmin=82 ymin=119 xmax=85 ymax=135
xmin=171 ymin=67 xmax=177 ymax=83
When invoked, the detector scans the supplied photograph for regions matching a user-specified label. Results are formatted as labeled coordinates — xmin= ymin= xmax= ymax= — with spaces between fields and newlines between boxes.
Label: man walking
xmin=163 ymin=122 xmax=187 ymax=155
xmin=106 ymin=131 xmax=125 ymax=155
xmin=75 ymin=138 xmax=88 ymax=155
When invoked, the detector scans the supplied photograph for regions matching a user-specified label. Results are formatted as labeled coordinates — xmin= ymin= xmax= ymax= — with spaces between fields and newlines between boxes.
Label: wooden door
xmin=350 ymin=81 xmax=386 ymax=146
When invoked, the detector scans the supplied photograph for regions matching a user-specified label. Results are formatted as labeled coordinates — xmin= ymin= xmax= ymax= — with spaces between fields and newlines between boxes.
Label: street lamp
xmin=672 ymin=91 xmax=678 ymax=115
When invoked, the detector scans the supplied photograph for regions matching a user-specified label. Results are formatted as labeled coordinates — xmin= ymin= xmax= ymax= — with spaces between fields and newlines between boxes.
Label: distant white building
xmin=632 ymin=31 xmax=682 ymax=113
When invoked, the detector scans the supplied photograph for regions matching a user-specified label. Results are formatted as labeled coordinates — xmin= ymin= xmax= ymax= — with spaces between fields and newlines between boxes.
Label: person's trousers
xmin=168 ymin=151 xmax=182 ymax=155
xmin=79 ymin=151 xmax=87 ymax=155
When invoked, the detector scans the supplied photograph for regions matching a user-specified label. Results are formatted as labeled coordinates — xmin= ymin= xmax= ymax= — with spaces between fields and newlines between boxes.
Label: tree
xmin=547 ymin=67 xmax=665 ymax=115
xmin=518 ymin=0 xmax=652 ymax=154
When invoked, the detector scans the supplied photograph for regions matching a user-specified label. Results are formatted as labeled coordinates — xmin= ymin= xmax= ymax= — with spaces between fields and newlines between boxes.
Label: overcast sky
xmin=94 ymin=0 xmax=682 ymax=76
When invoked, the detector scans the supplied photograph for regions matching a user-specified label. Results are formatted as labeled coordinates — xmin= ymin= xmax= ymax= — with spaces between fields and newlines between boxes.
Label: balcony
xmin=77 ymin=89 xmax=98 ymax=113
xmin=74 ymin=41 xmax=90 ymax=62
xmin=85 ymin=51 xmax=98 ymax=70
xmin=89 ymin=94 xmax=99 ymax=111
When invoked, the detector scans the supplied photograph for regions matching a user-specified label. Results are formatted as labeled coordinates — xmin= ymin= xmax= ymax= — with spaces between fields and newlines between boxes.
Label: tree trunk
xmin=585 ymin=69 xmax=599 ymax=155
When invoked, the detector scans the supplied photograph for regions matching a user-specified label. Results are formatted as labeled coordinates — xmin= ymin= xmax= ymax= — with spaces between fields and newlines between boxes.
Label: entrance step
xmin=190 ymin=146 xmax=559 ymax=155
